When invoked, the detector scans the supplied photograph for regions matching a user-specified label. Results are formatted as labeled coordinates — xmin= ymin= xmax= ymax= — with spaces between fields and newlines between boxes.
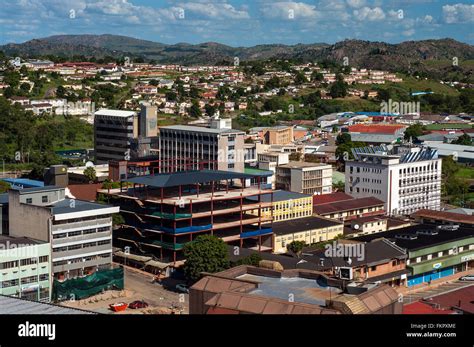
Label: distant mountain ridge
xmin=1 ymin=34 xmax=473 ymax=75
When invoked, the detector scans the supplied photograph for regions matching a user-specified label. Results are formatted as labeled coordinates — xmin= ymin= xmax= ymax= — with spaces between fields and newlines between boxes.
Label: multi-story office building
xmin=263 ymin=126 xmax=294 ymax=145
xmin=8 ymin=186 xmax=119 ymax=281
xmin=94 ymin=109 xmax=138 ymax=164
xmin=101 ymin=170 xmax=273 ymax=263
xmin=257 ymin=151 xmax=290 ymax=189
xmin=345 ymin=146 xmax=441 ymax=216
xmin=159 ymin=124 xmax=245 ymax=172
xmin=0 ymin=236 xmax=51 ymax=302
xmin=276 ymin=162 xmax=333 ymax=195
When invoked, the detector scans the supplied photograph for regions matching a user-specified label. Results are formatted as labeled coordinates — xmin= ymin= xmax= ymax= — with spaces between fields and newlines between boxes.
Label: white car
xmin=459 ymin=275 xmax=474 ymax=281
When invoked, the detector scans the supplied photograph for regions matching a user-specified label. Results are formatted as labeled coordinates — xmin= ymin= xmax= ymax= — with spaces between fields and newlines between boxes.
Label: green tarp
xmin=52 ymin=267 xmax=124 ymax=301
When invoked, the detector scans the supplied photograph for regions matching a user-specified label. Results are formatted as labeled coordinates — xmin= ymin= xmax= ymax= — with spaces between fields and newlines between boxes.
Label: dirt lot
xmin=61 ymin=266 xmax=189 ymax=314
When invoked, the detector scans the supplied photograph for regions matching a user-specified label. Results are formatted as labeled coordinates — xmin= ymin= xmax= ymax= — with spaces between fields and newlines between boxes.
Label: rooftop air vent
xmin=416 ymin=229 xmax=439 ymax=236
xmin=395 ymin=234 xmax=418 ymax=240
xmin=437 ymin=224 xmax=460 ymax=231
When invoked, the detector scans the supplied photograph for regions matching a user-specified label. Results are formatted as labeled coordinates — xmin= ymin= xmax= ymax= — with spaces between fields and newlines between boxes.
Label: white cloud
xmin=403 ymin=29 xmax=415 ymax=37
xmin=353 ymin=7 xmax=385 ymax=21
xmin=416 ymin=15 xmax=435 ymax=25
xmin=346 ymin=0 xmax=366 ymax=8
xmin=261 ymin=1 xmax=319 ymax=20
xmin=179 ymin=2 xmax=250 ymax=19
xmin=443 ymin=3 xmax=474 ymax=23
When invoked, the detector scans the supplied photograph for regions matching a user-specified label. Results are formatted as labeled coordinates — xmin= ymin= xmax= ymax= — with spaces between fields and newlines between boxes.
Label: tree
xmin=188 ymin=100 xmax=202 ymax=118
xmin=294 ymin=71 xmax=307 ymax=85
xmin=336 ymin=133 xmax=351 ymax=145
xmin=0 ymin=181 xmax=10 ymax=194
xmin=232 ymin=253 xmax=262 ymax=267
xmin=329 ymin=78 xmax=347 ymax=98
xmin=289 ymin=152 xmax=302 ymax=161
xmin=112 ymin=214 xmax=125 ymax=229
xmin=204 ymin=103 xmax=217 ymax=116
xmin=404 ymin=124 xmax=425 ymax=141
xmin=83 ymin=166 xmax=97 ymax=183
xmin=287 ymin=240 xmax=306 ymax=258
xmin=183 ymin=235 xmax=230 ymax=281
xmin=165 ymin=91 xmax=177 ymax=101
xmin=452 ymin=133 xmax=472 ymax=146
xmin=56 ymin=85 xmax=67 ymax=98
xmin=333 ymin=180 xmax=345 ymax=192
xmin=311 ymin=71 xmax=323 ymax=82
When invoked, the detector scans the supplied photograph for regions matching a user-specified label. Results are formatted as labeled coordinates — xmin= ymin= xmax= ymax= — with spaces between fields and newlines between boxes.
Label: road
xmin=62 ymin=266 xmax=189 ymax=314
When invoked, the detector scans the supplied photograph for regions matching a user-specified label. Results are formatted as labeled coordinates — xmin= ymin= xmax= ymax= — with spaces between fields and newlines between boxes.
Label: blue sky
xmin=1 ymin=0 xmax=473 ymax=46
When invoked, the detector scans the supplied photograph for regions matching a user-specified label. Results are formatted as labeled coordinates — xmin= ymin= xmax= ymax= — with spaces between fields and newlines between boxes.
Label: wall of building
xmin=8 ymin=191 xmax=52 ymax=242
xmin=94 ymin=114 xmax=137 ymax=164
xmin=353 ymin=259 xmax=406 ymax=281
xmin=345 ymin=158 xmax=441 ymax=215
xmin=273 ymin=224 xmax=344 ymax=253
xmin=0 ymin=242 xmax=51 ymax=302
xmin=321 ymin=205 xmax=385 ymax=221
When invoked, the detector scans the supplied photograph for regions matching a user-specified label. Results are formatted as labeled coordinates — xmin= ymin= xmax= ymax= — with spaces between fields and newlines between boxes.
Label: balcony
xmin=51 ymin=218 xmax=112 ymax=234
xmin=53 ymin=256 xmax=112 ymax=273
xmin=52 ymin=231 xmax=112 ymax=246
xmin=52 ymin=243 xmax=112 ymax=260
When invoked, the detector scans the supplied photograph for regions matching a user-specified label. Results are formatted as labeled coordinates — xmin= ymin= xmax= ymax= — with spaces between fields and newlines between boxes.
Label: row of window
xmin=52 ymin=253 xmax=111 ymax=267
xmin=408 ymin=244 xmax=474 ymax=264
xmin=0 ymin=274 xmax=49 ymax=289
xmin=350 ymin=167 xmax=382 ymax=174
xmin=0 ymin=256 xmax=49 ymax=270
xmin=53 ymin=239 xmax=111 ymax=253
xmin=399 ymin=163 xmax=438 ymax=175
xmin=53 ymin=226 xmax=111 ymax=240
xmin=361 ymin=178 xmax=382 ymax=184
xmin=352 ymin=187 xmax=382 ymax=195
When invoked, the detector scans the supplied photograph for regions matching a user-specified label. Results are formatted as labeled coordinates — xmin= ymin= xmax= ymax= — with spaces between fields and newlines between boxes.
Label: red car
xmin=128 ymin=300 xmax=149 ymax=309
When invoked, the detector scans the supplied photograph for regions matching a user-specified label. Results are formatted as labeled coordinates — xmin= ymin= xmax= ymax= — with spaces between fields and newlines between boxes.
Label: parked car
xmin=175 ymin=284 xmax=189 ymax=294
xmin=129 ymin=300 xmax=149 ymax=309
xmin=459 ymin=275 xmax=474 ymax=281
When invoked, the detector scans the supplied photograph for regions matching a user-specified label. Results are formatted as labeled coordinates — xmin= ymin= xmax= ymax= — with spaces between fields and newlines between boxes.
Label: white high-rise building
xmin=345 ymin=146 xmax=441 ymax=216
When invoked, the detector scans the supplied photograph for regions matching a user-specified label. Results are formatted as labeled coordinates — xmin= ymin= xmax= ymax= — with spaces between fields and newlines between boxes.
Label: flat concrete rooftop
xmin=237 ymin=274 xmax=342 ymax=306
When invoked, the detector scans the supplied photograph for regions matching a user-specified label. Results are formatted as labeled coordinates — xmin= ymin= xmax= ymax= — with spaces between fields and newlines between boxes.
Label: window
xmin=39 ymin=256 xmax=48 ymax=263
xmin=0 ymin=261 xmax=18 ymax=270
xmin=41 ymin=196 xmax=48 ymax=203
xmin=21 ymin=276 xmax=37 ymax=284
xmin=39 ymin=274 xmax=49 ymax=281
xmin=370 ymin=266 xmax=377 ymax=271
xmin=26 ymin=198 xmax=32 ymax=204
xmin=1 ymin=279 xmax=19 ymax=288
xmin=20 ymin=258 xmax=37 ymax=266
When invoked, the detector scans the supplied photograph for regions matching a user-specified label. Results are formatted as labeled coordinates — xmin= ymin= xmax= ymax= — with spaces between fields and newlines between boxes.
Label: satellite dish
xmin=354 ymin=224 xmax=360 ymax=230
xmin=85 ymin=161 xmax=95 ymax=168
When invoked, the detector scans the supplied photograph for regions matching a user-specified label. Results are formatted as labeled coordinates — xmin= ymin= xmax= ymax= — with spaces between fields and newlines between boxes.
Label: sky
xmin=0 ymin=0 xmax=473 ymax=46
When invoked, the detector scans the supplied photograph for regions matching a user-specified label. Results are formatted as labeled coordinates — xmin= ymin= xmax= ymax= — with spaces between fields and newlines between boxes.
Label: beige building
xmin=264 ymin=126 xmax=293 ymax=145
xmin=276 ymin=162 xmax=333 ymax=195
xmin=272 ymin=216 xmax=343 ymax=253
xmin=246 ymin=190 xmax=313 ymax=223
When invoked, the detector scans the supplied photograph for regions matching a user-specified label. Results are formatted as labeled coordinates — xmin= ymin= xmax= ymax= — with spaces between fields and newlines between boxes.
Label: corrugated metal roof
xmin=0 ymin=295 xmax=95 ymax=314
xmin=127 ymin=170 xmax=259 ymax=188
